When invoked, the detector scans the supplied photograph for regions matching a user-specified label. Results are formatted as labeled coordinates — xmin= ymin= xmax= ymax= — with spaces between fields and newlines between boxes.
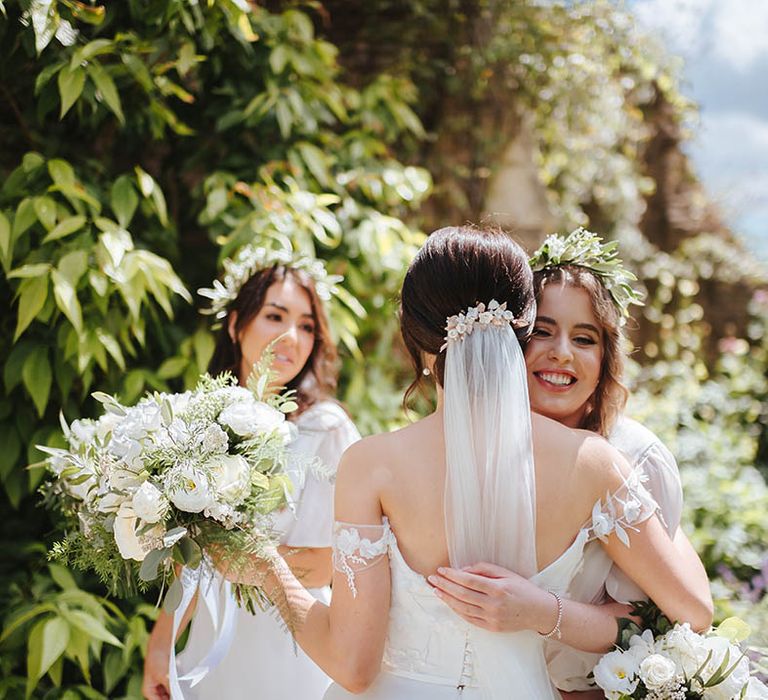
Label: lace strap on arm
xmin=587 ymin=463 xmax=659 ymax=546
xmin=332 ymin=518 xmax=393 ymax=597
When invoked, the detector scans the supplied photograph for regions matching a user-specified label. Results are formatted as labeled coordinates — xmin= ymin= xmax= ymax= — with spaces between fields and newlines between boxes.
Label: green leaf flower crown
xmin=198 ymin=244 xmax=343 ymax=321
xmin=529 ymin=227 xmax=644 ymax=322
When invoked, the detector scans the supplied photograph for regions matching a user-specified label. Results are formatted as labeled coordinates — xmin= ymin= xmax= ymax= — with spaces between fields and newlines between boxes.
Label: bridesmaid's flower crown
xmin=529 ymin=227 xmax=644 ymax=323
xmin=198 ymin=244 xmax=343 ymax=322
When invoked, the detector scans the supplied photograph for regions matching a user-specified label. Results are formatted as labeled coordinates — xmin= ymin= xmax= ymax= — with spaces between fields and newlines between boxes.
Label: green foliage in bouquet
xmin=616 ymin=600 xmax=674 ymax=650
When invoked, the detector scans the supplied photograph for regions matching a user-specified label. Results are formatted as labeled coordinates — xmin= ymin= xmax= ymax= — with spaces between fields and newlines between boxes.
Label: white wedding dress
xmin=323 ymin=304 xmax=660 ymax=700
xmin=326 ymin=463 xmax=658 ymax=700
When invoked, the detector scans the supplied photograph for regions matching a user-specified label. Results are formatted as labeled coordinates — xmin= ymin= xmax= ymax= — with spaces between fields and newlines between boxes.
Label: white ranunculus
xmin=593 ymin=650 xmax=639 ymax=699
xmin=218 ymin=400 xmax=285 ymax=437
xmin=113 ymin=504 xmax=147 ymax=561
xmin=639 ymin=653 xmax=677 ymax=690
xmin=168 ymin=465 xmax=213 ymax=513
xmin=220 ymin=386 xmax=253 ymax=403
xmin=208 ymin=454 xmax=250 ymax=505
xmin=132 ymin=481 xmax=168 ymax=523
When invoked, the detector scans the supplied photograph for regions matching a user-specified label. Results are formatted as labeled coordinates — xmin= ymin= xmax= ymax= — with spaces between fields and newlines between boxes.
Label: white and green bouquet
xmin=593 ymin=616 xmax=768 ymax=700
xmin=42 ymin=363 xmax=299 ymax=613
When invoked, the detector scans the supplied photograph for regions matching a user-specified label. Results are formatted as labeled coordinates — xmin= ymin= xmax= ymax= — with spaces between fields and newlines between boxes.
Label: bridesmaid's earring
xmin=422 ymin=367 xmax=431 ymax=377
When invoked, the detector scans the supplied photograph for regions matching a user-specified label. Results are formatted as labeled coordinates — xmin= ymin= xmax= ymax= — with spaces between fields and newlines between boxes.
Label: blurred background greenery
xmin=1 ymin=1 xmax=766 ymax=697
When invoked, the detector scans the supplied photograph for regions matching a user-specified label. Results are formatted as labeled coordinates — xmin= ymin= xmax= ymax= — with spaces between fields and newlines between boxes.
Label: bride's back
xmin=365 ymin=409 xmax=604 ymax=578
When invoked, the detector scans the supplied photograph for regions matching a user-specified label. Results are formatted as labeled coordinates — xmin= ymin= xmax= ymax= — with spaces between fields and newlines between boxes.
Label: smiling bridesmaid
xmin=429 ymin=229 xmax=710 ymax=699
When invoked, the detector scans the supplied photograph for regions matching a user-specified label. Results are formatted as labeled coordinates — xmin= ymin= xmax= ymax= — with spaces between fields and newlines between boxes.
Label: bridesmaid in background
xmin=142 ymin=247 xmax=360 ymax=700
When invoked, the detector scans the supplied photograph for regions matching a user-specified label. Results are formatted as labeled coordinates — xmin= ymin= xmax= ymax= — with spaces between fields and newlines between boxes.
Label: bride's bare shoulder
xmin=336 ymin=419 xmax=432 ymax=483
xmin=532 ymin=413 xmax=628 ymax=485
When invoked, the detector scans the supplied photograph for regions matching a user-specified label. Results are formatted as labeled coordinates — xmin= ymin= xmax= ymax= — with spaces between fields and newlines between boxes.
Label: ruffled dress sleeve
xmin=604 ymin=421 xmax=683 ymax=602
xmin=283 ymin=401 xmax=361 ymax=548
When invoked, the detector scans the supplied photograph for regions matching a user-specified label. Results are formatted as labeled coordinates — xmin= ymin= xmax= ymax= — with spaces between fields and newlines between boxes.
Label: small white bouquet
xmin=593 ymin=618 xmax=768 ymax=700
xmin=43 ymin=361 xmax=300 ymax=613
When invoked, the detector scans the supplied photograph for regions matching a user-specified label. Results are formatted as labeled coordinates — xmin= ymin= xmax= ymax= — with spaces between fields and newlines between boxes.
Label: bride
xmin=221 ymin=225 xmax=712 ymax=698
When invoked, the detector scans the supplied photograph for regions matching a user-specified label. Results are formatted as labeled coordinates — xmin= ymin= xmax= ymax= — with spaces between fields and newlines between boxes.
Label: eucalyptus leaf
xmin=138 ymin=547 xmax=171 ymax=582
xmin=162 ymin=578 xmax=184 ymax=614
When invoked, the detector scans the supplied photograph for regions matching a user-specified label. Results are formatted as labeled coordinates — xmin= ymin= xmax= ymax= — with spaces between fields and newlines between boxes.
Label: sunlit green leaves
xmin=57 ymin=65 xmax=86 ymax=118
xmin=22 ymin=346 xmax=52 ymax=417
xmin=86 ymin=62 xmax=125 ymax=124
xmin=12 ymin=273 xmax=50 ymax=342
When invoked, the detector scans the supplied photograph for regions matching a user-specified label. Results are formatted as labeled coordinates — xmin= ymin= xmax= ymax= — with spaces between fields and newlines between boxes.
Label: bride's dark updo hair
xmin=401 ymin=226 xmax=535 ymax=400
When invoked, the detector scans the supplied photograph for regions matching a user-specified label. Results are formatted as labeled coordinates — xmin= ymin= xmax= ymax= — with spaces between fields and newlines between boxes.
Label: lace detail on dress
xmin=332 ymin=518 xmax=393 ymax=597
xmin=586 ymin=464 xmax=659 ymax=547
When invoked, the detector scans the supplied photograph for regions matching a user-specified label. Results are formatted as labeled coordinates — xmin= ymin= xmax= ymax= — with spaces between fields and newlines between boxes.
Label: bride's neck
xmin=435 ymin=384 xmax=444 ymax=412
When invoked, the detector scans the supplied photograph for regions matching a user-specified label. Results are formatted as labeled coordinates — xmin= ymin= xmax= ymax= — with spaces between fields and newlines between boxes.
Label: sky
xmin=631 ymin=0 xmax=768 ymax=258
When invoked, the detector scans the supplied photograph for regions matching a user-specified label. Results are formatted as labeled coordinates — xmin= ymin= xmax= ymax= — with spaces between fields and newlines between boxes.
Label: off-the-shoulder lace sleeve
xmin=332 ymin=518 xmax=393 ymax=597
xmin=586 ymin=464 xmax=660 ymax=546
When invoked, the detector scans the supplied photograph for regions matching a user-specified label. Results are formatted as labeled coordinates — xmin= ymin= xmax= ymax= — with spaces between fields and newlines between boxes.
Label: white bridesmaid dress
xmin=545 ymin=416 xmax=684 ymax=693
xmin=176 ymin=401 xmax=360 ymax=700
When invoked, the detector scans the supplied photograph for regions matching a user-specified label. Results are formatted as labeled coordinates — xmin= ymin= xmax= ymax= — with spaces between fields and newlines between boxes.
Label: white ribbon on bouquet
xmin=167 ymin=561 xmax=237 ymax=699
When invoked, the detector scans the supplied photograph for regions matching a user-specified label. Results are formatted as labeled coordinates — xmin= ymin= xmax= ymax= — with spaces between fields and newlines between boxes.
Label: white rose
xmin=219 ymin=400 xmax=285 ymax=437
xmin=593 ymin=650 xmax=639 ymax=699
xmin=208 ymin=455 xmax=250 ymax=505
xmin=639 ymin=654 xmax=677 ymax=690
xmin=132 ymin=481 xmax=168 ymax=523
xmin=168 ymin=465 xmax=213 ymax=513
xmin=108 ymin=433 xmax=143 ymax=471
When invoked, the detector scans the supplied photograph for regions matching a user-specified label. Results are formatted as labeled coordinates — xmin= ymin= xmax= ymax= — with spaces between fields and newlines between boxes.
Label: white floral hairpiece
xmin=440 ymin=300 xmax=526 ymax=352
xmin=198 ymin=244 xmax=343 ymax=321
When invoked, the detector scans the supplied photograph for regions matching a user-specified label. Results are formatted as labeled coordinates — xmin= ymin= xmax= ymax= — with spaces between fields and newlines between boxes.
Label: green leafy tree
xmin=0 ymin=1 xmax=428 ymax=695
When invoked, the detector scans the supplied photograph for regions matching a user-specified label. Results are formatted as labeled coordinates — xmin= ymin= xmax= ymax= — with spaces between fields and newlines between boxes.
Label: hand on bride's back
xmin=428 ymin=562 xmax=555 ymax=634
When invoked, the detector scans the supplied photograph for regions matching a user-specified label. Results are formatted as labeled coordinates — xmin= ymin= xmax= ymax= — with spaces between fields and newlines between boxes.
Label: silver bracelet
xmin=539 ymin=591 xmax=563 ymax=640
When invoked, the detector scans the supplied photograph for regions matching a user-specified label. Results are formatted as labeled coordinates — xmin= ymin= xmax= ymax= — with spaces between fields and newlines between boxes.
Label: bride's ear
xmin=228 ymin=312 xmax=238 ymax=344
